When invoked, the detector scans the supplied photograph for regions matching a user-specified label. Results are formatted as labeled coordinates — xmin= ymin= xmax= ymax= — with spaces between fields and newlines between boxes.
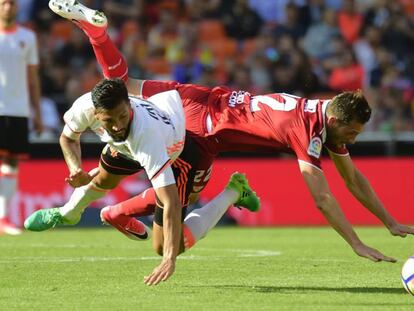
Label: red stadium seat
xmin=205 ymin=37 xmax=238 ymax=60
xmin=198 ymin=19 xmax=226 ymax=41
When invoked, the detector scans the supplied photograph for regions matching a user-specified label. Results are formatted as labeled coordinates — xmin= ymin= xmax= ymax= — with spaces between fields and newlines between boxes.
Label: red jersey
xmin=141 ymin=80 xmax=348 ymax=169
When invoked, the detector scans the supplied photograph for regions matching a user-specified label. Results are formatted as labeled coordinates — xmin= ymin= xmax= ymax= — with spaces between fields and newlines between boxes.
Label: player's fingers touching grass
xmin=353 ymin=244 xmax=396 ymax=263
xmin=369 ymin=250 xmax=397 ymax=263
xmin=389 ymin=223 xmax=414 ymax=237
xmin=144 ymin=260 xmax=176 ymax=285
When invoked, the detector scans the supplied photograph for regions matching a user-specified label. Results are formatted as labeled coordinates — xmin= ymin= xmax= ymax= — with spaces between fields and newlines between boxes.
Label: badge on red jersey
xmin=307 ymin=136 xmax=322 ymax=158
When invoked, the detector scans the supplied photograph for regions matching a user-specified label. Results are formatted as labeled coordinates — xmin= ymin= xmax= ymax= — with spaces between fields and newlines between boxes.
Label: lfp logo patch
xmin=307 ymin=137 xmax=322 ymax=158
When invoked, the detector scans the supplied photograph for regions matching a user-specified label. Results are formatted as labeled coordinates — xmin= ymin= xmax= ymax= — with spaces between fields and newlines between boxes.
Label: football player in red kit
xmin=40 ymin=0 xmax=414 ymax=276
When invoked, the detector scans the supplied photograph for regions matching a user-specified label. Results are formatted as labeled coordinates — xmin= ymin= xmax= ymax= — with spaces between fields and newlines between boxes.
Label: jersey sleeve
xmin=141 ymin=80 xmax=180 ymax=98
xmin=27 ymin=31 xmax=39 ymax=66
xmin=62 ymin=95 xmax=93 ymax=137
xmin=324 ymin=143 xmax=349 ymax=156
xmin=287 ymin=125 xmax=323 ymax=170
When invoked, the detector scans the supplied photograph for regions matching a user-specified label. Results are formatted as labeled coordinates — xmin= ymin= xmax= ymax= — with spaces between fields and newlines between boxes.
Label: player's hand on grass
xmin=353 ymin=243 xmax=396 ymax=263
xmin=388 ymin=223 xmax=414 ymax=237
xmin=144 ymin=258 xmax=176 ymax=286
xmin=65 ymin=168 xmax=98 ymax=187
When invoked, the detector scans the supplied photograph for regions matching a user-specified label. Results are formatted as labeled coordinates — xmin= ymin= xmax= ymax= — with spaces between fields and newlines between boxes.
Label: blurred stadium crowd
xmin=18 ymin=0 xmax=414 ymax=140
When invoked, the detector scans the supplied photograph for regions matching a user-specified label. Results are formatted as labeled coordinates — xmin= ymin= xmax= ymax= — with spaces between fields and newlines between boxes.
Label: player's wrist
xmin=69 ymin=167 xmax=83 ymax=175
xmin=384 ymin=217 xmax=397 ymax=229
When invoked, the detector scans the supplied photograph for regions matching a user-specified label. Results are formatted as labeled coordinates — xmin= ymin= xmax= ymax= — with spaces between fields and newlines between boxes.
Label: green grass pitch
xmin=1 ymin=227 xmax=413 ymax=310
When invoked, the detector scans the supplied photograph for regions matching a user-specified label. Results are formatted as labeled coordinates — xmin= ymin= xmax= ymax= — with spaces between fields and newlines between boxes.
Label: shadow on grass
xmin=188 ymin=285 xmax=406 ymax=295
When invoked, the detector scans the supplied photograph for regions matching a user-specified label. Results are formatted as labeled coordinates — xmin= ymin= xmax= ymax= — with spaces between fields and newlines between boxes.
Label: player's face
xmin=95 ymin=101 xmax=131 ymax=142
xmin=0 ymin=0 xmax=17 ymax=24
xmin=326 ymin=118 xmax=364 ymax=147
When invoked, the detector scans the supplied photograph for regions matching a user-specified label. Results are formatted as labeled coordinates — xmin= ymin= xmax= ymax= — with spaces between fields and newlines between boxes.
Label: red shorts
xmin=142 ymin=80 xmax=212 ymax=136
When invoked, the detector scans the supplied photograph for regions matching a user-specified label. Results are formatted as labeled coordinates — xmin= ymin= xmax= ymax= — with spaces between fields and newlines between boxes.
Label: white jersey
xmin=63 ymin=90 xmax=186 ymax=189
xmin=0 ymin=26 xmax=39 ymax=117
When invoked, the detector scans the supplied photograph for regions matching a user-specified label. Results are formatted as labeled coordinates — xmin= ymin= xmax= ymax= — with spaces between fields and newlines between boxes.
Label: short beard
xmin=2 ymin=15 xmax=16 ymax=27
xmin=111 ymin=134 xmax=126 ymax=142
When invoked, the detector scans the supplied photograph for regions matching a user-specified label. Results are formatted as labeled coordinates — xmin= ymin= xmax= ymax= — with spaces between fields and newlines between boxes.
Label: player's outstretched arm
xmin=59 ymin=132 xmax=95 ymax=187
xmin=328 ymin=151 xmax=414 ymax=238
xmin=144 ymin=183 xmax=182 ymax=286
xmin=299 ymin=161 xmax=396 ymax=263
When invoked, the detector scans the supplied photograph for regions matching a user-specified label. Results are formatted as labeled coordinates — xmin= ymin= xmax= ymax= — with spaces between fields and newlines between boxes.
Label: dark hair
xmin=91 ymin=78 xmax=129 ymax=111
xmin=328 ymin=90 xmax=371 ymax=124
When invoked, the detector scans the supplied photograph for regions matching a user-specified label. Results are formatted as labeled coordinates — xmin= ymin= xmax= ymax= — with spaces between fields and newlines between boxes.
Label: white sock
xmin=59 ymin=182 xmax=107 ymax=224
xmin=183 ymin=188 xmax=238 ymax=244
xmin=0 ymin=164 xmax=18 ymax=219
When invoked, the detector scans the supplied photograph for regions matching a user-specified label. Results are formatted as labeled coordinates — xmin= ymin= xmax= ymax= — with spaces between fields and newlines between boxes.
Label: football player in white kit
xmin=0 ymin=0 xmax=43 ymax=235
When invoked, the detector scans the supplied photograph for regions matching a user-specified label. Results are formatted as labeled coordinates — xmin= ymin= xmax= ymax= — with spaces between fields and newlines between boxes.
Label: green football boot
xmin=226 ymin=172 xmax=260 ymax=212
xmin=24 ymin=208 xmax=64 ymax=231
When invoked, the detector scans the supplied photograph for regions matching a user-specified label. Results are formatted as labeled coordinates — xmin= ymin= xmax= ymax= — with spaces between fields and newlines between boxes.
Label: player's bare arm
xmin=328 ymin=151 xmax=414 ymax=238
xmin=28 ymin=64 xmax=44 ymax=135
xmin=299 ymin=161 xmax=396 ymax=263
xmin=144 ymin=183 xmax=182 ymax=285
xmin=126 ymin=78 xmax=144 ymax=97
xmin=59 ymin=133 xmax=94 ymax=187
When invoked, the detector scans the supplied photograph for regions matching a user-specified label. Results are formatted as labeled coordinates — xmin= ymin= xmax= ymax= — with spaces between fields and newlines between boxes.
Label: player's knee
xmin=92 ymin=173 xmax=119 ymax=190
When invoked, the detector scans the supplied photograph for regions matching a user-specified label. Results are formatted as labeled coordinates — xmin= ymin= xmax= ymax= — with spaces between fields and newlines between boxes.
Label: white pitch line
xmin=0 ymin=248 xmax=281 ymax=264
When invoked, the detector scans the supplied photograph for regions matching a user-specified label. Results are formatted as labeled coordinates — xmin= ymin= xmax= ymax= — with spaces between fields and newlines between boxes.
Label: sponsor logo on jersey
xmin=228 ymin=90 xmax=250 ymax=107
xmin=307 ymin=136 xmax=322 ymax=158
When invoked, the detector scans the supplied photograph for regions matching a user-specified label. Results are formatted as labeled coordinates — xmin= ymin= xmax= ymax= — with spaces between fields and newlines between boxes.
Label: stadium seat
xmin=205 ymin=37 xmax=238 ymax=60
xmin=198 ymin=19 xmax=226 ymax=41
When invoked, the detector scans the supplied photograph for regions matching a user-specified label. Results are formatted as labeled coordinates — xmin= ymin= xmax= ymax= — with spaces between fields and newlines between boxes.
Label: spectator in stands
xmin=147 ymin=8 xmax=181 ymax=57
xmin=184 ymin=0 xmax=221 ymax=20
xmin=220 ymin=0 xmax=263 ymax=41
xmin=274 ymin=3 xmax=307 ymax=41
xmin=337 ymin=0 xmax=364 ymax=44
xmin=302 ymin=8 xmax=341 ymax=61
xmin=227 ymin=64 xmax=258 ymax=94
xmin=103 ymin=0 xmax=141 ymax=29
xmin=353 ymin=26 xmax=382 ymax=87
xmin=328 ymin=49 xmax=364 ymax=92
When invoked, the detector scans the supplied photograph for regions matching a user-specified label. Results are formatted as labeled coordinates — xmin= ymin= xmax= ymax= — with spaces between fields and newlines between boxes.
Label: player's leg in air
xmin=102 ymin=136 xmax=260 ymax=252
xmin=24 ymin=146 xmax=151 ymax=239
xmin=155 ymin=171 xmax=260 ymax=254
xmin=48 ymin=0 xmax=128 ymax=81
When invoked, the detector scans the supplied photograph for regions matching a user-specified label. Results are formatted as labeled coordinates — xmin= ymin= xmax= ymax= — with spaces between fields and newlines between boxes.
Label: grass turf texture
xmin=1 ymin=227 xmax=413 ymax=310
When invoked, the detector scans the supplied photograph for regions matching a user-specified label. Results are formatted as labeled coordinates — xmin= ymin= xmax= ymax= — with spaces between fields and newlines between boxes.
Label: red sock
xmin=183 ymin=224 xmax=196 ymax=250
xmin=73 ymin=20 xmax=107 ymax=42
xmin=90 ymin=34 xmax=129 ymax=81
xmin=112 ymin=188 xmax=156 ymax=218
xmin=72 ymin=19 xmax=129 ymax=81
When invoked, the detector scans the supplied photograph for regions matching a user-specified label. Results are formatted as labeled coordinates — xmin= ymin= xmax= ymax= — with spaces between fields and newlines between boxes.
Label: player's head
xmin=325 ymin=90 xmax=371 ymax=146
xmin=0 ymin=0 xmax=17 ymax=26
xmin=92 ymin=78 xmax=131 ymax=142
